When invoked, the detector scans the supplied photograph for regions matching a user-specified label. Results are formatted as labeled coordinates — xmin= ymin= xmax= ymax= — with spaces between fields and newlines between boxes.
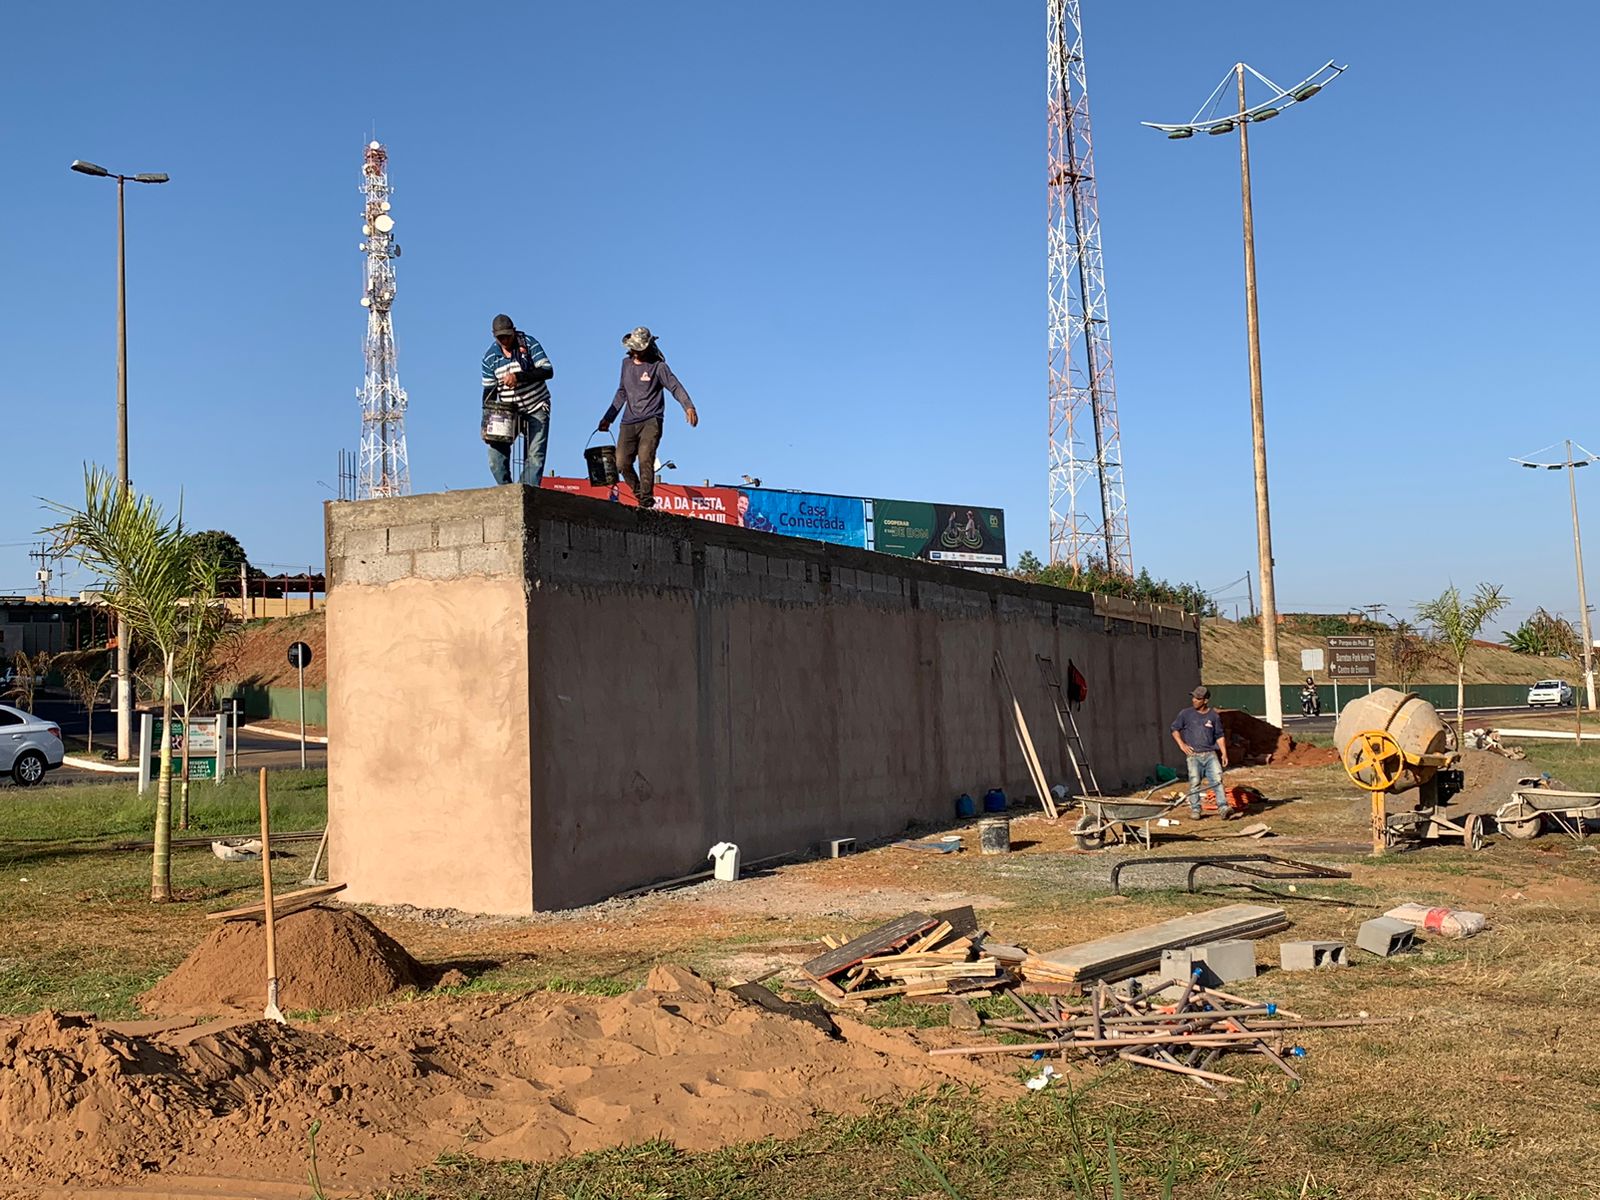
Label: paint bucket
xmin=983 ymin=788 xmax=1008 ymax=813
xmin=481 ymin=403 xmax=519 ymax=444
xmin=584 ymin=434 xmax=619 ymax=486
xmin=707 ymin=841 xmax=740 ymax=882
xmin=955 ymin=793 xmax=976 ymax=818
xmin=978 ymin=817 xmax=1011 ymax=855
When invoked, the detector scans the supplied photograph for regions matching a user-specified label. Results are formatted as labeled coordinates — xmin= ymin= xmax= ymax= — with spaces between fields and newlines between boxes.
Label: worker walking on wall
xmin=597 ymin=326 xmax=698 ymax=509
xmin=482 ymin=313 xmax=555 ymax=486
xmin=1171 ymin=686 xmax=1231 ymax=820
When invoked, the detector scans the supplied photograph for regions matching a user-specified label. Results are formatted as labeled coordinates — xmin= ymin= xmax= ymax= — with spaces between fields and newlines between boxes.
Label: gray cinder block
xmin=828 ymin=838 xmax=856 ymax=858
xmin=1356 ymin=917 xmax=1417 ymax=957
xmin=1161 ymin=938 xmax=1258 ymax=986
xmin=1279 ymin=940 xmax=1349 ymax=971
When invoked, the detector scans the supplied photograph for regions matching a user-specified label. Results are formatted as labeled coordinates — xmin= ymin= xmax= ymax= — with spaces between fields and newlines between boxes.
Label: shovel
xmin=259 ymin=769 xmax=286 ymax=1024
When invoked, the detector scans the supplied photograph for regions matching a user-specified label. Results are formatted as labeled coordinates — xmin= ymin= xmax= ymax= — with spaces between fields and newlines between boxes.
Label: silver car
xmin=0 ymin=704 xmax=64 ymax=786
xmin=1527 ymin=679 xmax=1575 ymax=708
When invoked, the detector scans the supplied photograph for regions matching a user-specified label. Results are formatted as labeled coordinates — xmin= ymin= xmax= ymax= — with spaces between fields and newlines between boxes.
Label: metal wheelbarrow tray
xmin=1495 ymin=787 xmax=1600 ymax=842
xmin=1071 ymin=785 xmax=1191 ymax=851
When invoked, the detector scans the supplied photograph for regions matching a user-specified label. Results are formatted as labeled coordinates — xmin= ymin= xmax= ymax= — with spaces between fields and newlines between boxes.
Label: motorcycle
xmin=1299 ymin=682 xmax=1321 ymax=718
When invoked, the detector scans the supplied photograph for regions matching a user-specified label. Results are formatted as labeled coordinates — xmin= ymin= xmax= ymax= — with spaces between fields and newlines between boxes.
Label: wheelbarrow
xmin=1071 ymin=784 xmax=1192 ymax=851
xmin=1494 ymin=784 xmax=1600 ymax=842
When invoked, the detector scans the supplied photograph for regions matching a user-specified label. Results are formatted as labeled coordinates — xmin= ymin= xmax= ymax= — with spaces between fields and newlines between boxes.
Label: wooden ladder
xmin=1037 ymin=654 xmax=1104 ymax=805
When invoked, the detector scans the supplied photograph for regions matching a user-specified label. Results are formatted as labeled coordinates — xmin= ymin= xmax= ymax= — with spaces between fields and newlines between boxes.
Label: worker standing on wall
xmin=482 ymin=313 xmax=555 ymax=486
xmin=1171 ymin=686 xmax=1231 ymax=820
xmin=597 ymin=326 xmax=698 ymax=509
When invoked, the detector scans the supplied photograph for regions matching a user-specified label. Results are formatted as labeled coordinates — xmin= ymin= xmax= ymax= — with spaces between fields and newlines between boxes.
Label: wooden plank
xmin=205 ymin=882 xmax=346 ymax=922
xmin=800 ymin=912 xmax=937 ymax=981
xmin=930 ymin=906 xmax=979 ymax=940
xmin=995 ymin=652 xmax=1059 ymax=820
xmin=1033 ymin=904 xmax=1288 ymax=982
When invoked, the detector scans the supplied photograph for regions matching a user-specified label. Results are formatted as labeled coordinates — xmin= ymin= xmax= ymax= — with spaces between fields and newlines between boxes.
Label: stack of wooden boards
xmin=931 ymin=975 xmax=1393 ymax=1088
xmin=1023 ymin=903 xmax=1289 ymax=987
xmin=800 ymin=903 xmax=1289 ymax=1008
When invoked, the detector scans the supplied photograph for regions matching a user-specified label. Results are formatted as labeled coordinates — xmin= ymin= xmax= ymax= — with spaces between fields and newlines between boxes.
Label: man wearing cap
xmin=597 ymin=326 xmax=698 ymax=510
xmin=1171 ymin=686 xmax=1231 ymax=820
xmin=481 ymin=314 xmax=555 ymax=486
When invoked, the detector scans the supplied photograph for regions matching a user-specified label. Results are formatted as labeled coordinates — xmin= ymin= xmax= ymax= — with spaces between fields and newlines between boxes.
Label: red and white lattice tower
xmin=356 ymin=140 xmax=410 ymax=499
xmin=1047 ymin=1 xmax=1131 ymax=572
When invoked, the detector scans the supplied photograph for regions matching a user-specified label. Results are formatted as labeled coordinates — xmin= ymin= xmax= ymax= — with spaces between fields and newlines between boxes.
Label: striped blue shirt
xmin=482 ymin=332 xmax=554 ymax=414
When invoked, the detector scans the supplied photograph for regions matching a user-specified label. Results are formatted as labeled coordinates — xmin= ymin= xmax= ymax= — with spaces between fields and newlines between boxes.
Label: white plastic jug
xmin=707 ymin=841 xmax=741 ymax=882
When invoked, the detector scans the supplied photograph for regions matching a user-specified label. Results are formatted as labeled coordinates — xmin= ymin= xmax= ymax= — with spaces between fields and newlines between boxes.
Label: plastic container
xmin=955 ymin=793 xmax=977 ymax=818
xmin=584 ymin=432 xmax=619 ymax=486
xmin=983 ymin=788 xmax=1008 ymax=813
xmin=707 ymin=841 xmax=740 ymax=882
xmin=978 ymin=817 xmax=1011 ymax=855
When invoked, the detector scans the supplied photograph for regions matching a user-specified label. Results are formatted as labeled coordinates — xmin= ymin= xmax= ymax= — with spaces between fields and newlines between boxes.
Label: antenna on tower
xmin=1047 ymin=0 xmax=1131 ymax=573
xmin=356 ymin=139 xmax=411 ymax=499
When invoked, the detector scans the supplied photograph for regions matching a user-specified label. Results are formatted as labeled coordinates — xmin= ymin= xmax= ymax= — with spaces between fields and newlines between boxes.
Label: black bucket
xmin=584 ymin=441 xmax=618 ymax=487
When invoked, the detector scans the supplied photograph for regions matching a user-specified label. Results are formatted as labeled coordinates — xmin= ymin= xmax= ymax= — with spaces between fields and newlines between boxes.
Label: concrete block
xmin=1161 ymin=939 xmax=1257 ymax=986
xmin=828 ymin=838 xmax=855 ymax=858
xmin=1357 ymin=917 xmax=1418 ymax=957
xmin=1279 ymin=940 xmax=1349 ymax=971
xmin=458 ymin=542 xmax=516 ymax=577
xmin=413 ymin=548 xmax=462 ymax=580
xmin=386 ymin=523 xmax=437 ymax=553
xmin=339 ymin=526 xmax=390 ymax=557
xmin=436 ymin=517 xmax=486 ymax=548
xmin=481 ymin=513 xmax=510 ymax=544
xmin=340 ymin=553 xmax=413 ymax=587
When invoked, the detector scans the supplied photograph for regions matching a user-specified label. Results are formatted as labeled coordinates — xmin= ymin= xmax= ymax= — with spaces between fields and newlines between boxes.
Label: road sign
xmin=1326 ymin=635 xmax=1377 ymax=679
xmin=1300 ymin=648 xmax=1325 ymax=673
xmin=288 ymin=642 xmax=313 ymax=669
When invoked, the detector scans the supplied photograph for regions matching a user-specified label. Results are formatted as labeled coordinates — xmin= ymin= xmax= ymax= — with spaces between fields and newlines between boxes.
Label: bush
xmin=1009 ymin=555 xmax=1218 ymax=617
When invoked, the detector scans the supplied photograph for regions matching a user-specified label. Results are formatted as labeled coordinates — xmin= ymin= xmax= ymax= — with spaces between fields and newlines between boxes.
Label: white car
xmin=0 ymin=704 xmax=64 ymax=786
xmin=1527 ymin=679 xmax=1575 ymax=708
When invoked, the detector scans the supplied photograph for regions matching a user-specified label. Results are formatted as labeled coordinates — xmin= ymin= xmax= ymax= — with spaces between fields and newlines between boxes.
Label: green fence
xmin=216 ymin=683 xmax=327 ymax=727
xmin=1209 ymin=682 xmax=1538 ymax=718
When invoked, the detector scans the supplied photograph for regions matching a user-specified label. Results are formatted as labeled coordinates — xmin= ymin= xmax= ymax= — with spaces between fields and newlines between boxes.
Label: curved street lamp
xmin=1143 ymin=60 xmax=1345 ymax=728
xmin=70 ymin=159 xmax=170 ymax=762
xmin=1512 ymin=441 xmax=1598 ymax=711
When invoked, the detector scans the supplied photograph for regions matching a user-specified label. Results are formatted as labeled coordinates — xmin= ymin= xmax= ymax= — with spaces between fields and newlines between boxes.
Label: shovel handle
xmin=259 ymin=769 xmax=277 ymax=985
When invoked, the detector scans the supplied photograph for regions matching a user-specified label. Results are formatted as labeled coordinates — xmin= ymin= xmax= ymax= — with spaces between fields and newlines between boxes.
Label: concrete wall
xmin=327 ymin=487 xmax=1202 ymax=913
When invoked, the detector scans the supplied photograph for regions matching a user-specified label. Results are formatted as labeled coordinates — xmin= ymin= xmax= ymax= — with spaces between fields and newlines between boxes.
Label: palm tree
xmin=43 ymin=467 xmax=222 ymax=902
xmin=172 ymin=558 xmax=237 ymax=829
xmin=1417 ymin=583 xmax=1509 ymax=743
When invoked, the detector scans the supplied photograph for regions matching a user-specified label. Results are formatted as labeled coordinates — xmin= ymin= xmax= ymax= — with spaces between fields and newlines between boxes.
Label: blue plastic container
xmin=983 ymin=788 xmax=1008 ymax=813
xmin=955 ymin=793 xmax=977 ymax=818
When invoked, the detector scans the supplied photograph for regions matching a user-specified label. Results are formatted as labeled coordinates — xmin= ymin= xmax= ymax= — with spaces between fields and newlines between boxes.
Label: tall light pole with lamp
xmin=1512 ymin=440 xmax=1598 ymax=711
xmin=1142 ymin=60 xmax=1346 ymax=728
xmin=70 ymin=160 xmax=170 ymax=761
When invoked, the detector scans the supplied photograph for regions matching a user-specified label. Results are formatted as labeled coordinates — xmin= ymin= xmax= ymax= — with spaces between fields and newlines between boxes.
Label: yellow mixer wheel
xmin=1343 ymin=729 xmax=1405 ymax=792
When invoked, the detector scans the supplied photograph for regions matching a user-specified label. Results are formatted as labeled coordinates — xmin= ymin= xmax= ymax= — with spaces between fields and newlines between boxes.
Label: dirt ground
xmin=4 ymin=751 xmax=1600 ymax=1198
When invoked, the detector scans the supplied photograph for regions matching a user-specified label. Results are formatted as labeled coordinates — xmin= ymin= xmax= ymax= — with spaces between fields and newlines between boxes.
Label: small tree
xmin=1387 ymin=619 xmax=1434 ymax=692
xmin=1417 ymin=583 xmax=1509 ymax=741
xmin=44 ymin=467 xmax=224 ymax=903
xmin=3 ymin=649 xmax=53 ymax=713
xmin=60 ymin=661 xmax=114 ymax=756
xmin=1013 ymin=549 xmax=1044 ymax=575
xmin=172 ymin=565 xmax=240 ymax=830
xmin=1502 ymin=608 xmax=1580 ymax=660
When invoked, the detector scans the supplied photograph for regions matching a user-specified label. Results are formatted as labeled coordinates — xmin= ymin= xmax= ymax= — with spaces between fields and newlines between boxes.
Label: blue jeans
xmin=487 ymin=408 xmax=549 ymax=486
xmin=1186 ymin=751 xmax=1223 ymax=815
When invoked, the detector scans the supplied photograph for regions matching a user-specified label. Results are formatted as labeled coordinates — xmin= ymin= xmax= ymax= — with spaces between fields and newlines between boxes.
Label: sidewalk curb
xmin=62 ymin=755 xmax=139 ymax=775
xmin=242 ymin=723 xmax=330 ymax=747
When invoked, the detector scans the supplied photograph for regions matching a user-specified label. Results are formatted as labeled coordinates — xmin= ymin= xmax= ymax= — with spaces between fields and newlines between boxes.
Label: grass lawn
xmin=6 ymin=748 xmax=1600 ymax=1198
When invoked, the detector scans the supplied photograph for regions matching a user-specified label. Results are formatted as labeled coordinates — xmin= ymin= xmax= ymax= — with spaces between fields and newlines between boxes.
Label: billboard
xmin=737 ymin=490 xmax=867 ymax=549
xmin=542 ymin=478 xmax=743 ymax=524
xmin=871 ymin=500 xmax=1007 ymax=567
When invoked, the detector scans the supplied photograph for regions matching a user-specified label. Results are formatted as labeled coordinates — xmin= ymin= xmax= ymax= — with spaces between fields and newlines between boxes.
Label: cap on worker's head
xmin=492 ymin=313 xmax=516 ymax=338
xmin=1192 ymin=686 xmax=1210 ymax=700
xmin=622 ymin=325 xmax=655 ymax=353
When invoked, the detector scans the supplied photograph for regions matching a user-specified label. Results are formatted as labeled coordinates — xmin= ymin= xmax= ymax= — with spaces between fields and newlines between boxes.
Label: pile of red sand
xmin=138 ymin=906 xmax=422 ymax=1017
xmin=1220 ymin=709 xmax=1340 ymax=768
xmin=0 ymin=966 xmax=994 ymax=1191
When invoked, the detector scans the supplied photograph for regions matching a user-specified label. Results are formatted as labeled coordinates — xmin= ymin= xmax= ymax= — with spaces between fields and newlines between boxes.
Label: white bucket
xmin=708 ymin=841 xmax=741 ymax=882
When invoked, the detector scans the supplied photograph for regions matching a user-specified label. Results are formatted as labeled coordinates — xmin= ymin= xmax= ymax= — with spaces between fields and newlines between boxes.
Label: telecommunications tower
xmin=1047 ymin=1 xmax=1131 ymax=572
xmin=356 ymin=140 xmax=410 ymax=498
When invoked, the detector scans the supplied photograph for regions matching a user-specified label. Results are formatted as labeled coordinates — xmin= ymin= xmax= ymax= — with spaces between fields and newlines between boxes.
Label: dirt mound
xmin=139 ymin=907 xmax=422 ymax=1017
xmin=1220 ymin=709 xmax=1339 ymax=768
xmin=224 ymin=611 xmax=326 ymax=688
xmin=0 ymin=967 xmax=994 ymax=1191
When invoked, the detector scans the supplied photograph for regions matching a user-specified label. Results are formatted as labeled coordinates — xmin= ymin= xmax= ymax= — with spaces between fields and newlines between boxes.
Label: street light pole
xmin=1235 ymin=64 xmax=1282 ymax=726
xmin=71 ymin=160 xmax=169 ymax=760
xmin=1566 ymin=441 xmax=1596 ymax=711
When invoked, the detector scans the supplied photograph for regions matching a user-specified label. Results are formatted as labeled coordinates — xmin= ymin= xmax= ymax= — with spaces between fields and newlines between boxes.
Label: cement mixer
xmin=1335 ymin=688 xmax=1474 ymax=852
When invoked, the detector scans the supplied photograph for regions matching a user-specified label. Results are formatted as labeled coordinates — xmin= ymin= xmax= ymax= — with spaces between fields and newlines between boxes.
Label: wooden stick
xmin=259 ymin=770 xmax=284 ymax=1023
xmin=930 ymin=1030 xmax=1276 ymax=1057
xmin=1118 ymin=1052 xmax=1242 ymax=1084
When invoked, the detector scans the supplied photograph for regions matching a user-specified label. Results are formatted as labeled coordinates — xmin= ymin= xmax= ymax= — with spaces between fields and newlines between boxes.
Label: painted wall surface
xmin=327 ymin=487 xmax=1201 ymax=913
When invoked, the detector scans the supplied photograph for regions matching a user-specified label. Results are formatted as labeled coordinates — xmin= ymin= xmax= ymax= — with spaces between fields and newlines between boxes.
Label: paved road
xmin=1284 ymin=704 xmax=1548 ymax=739
xmin=31 ymin=696 xmax=326 ymax=783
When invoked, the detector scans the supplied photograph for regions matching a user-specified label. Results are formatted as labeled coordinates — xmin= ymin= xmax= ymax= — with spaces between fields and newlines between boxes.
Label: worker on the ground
xmin=597 ymin=326 xmax=698 ymax=509
xmin=1171 ymin=686 xmax=1230 ymax=820
xmin=481 ymin=313 xmax=555 ymax=486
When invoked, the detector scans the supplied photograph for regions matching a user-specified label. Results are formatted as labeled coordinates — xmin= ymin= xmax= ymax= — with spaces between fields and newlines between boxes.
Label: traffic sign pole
xmin=286 ymin=642 xmax=314 ymax=772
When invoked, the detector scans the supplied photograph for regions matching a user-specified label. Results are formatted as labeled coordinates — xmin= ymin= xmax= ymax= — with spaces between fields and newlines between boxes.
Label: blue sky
xmin=2 ymin=2 xmax=1596 ymax=632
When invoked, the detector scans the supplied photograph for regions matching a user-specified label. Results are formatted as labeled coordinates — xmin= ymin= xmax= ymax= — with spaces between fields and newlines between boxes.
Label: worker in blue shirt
xmin=1171 ymin=686 xmax=1231 ymax=820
